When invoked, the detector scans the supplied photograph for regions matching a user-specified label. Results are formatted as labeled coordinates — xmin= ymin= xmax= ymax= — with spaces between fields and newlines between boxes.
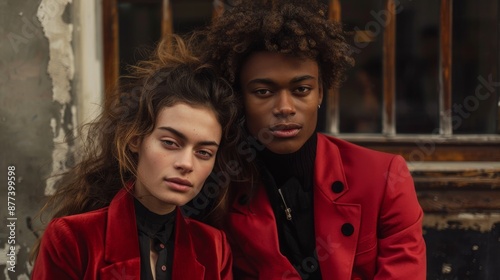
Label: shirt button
xmin=161 ymin=265 xmax=167 ymax=271
xmin=159 ymin=243 xmax=165 ymax=249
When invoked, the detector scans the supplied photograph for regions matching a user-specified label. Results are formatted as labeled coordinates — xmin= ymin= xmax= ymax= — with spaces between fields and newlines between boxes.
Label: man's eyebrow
xmin=158 ymin=126 xmax=219 ymax=147
xmin=246 ymin=75 xmax=316 ymax=86
xmin=290 ymin=75 xmax=316 ymax=83
xmin=246 ymin=78 xmax=276 ymax=86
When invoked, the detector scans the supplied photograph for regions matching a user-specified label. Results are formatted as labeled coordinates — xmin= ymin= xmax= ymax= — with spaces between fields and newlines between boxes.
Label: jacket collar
xmin=103 ymin=187 xmax=205 ymax=279
xmin=231 ymin=133 xmax=350 ymax=211
xmin=171 ymin=209 xmax=206 ymax=278
xmin=314 ymin=133 xmax=350 ymax=201
xmin=102 ymin=188 xmax=141 ymax=278
xmin=314 ymin=134 xmax=360 ymax=279
xmin=105 ymin=188 xmax=140 ymax=263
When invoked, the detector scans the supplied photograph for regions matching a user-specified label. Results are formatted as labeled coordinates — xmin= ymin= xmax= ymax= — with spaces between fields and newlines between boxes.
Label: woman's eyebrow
xmin=158 ymin=126 xmax=219 ymax=147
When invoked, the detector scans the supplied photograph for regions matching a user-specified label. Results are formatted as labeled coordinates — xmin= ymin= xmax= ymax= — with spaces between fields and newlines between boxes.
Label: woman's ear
xmin=128 ymin=136 xmax=141 ymax=153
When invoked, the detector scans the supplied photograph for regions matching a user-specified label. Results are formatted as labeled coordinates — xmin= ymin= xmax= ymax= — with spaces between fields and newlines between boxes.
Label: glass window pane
xmin=395 ymin=0 xmax=440 ymax=134
xmin=172 ymin=0 xmax=213 ymax=34
xmin=452 ymin=0 xmax=499 ymax=134
xmin=338 ymin=0 xmax=385 ymax=133
xmin=118 ymin=2 xmax=162 ymax=75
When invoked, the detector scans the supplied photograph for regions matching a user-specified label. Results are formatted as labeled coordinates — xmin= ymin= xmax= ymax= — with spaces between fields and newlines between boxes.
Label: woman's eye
xmin=161 ymin=139 xmax=178 ymax=148
xmin=196 ymin=150 xmax=214 ymax=160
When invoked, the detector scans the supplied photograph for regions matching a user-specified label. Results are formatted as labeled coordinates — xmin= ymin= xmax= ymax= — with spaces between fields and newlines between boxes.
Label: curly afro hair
xmin=199 ymin=0 xmax=354 ymax=91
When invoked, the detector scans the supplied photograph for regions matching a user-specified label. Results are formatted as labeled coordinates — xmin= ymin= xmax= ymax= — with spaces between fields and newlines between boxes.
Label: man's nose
xmin=273 ymin=91 xmax=296 ymax=117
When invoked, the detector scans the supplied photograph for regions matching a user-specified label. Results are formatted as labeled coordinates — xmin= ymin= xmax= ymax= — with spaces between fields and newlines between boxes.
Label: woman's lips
xmin=165 ymin=177 xmax=193 ymax=192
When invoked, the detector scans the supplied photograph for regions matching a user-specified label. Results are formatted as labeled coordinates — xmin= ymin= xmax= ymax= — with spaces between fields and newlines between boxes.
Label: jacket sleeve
xmin=375 ymin=155 xmax=426 ymax=279
xmin=31 ymin=218 xmax=83 ymax=280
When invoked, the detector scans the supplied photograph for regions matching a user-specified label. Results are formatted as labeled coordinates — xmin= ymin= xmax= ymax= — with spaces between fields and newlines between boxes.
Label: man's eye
xmin=295 ymin=86 xmax=311 ymax=94
xmin=254 ymin=89 xmax=271 ymax=95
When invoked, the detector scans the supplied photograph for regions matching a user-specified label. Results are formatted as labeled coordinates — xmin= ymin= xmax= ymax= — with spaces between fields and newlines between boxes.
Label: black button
xmin=341 ymin=223 xmax=354 ymax=236
xmin=238 ymin=194 xmax=249 ymax=205
xmin=331 ymin=181 xmax=344 ymax=193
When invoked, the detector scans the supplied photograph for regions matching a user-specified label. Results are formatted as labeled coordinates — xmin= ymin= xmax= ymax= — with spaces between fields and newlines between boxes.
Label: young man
xmin=200 ymin=1 xmax=426 ymax=279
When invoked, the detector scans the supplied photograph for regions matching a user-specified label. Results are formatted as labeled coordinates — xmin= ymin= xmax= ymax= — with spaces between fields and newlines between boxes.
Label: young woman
xmin=196 ymin=1 xmax=427 ymax=279
xmin=31 ymin=36 xmax=238 ymax=280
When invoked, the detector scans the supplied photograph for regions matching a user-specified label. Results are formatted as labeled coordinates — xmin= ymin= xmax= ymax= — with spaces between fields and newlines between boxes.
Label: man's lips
xmin=269 ymin=123 xmax=302 ymax=138
xmin=270 ymin=123 xmax=302 ymax=131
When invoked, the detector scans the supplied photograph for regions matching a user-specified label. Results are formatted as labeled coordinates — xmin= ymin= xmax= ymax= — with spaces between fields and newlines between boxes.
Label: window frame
xmin=101 ymin=0 xmax=500 ymax=165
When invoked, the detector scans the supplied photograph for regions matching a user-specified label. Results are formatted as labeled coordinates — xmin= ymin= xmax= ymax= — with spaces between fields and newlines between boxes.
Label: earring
xmin=318 ymin=104 xmax=321 ymax=109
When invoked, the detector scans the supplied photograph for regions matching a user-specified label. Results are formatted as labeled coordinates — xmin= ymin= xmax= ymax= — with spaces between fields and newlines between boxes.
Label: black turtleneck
xmin=257 ymin=133 xmax=322 ymax=279
xmin=134 ymin=199 xmax=175 ymax=280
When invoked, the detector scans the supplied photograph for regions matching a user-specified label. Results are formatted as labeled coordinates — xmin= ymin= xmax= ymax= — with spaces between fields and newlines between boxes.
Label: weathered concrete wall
xmin=0 ymin=0 xmax=75 ymax=278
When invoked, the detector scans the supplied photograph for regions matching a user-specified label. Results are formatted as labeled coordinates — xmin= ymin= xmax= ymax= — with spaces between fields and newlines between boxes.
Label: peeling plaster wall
xmin=0 ymin=0 xmax=75 ymax=278
xmin=37 ymin=0 xmax=75 ymax=196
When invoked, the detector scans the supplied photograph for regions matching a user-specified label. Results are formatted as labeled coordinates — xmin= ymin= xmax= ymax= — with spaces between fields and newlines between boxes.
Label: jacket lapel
xmin=229 ymin=181 xmax=298 ymax=276
xmin=171 ymin=209 xmax=206 ymax=279
xmin=314 ymin=134 xmax=361 ymax=280
xmin=100 ymin=188 xmax=141 ymax=279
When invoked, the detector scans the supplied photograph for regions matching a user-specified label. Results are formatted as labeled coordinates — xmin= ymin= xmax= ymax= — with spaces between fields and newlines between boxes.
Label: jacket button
xmin=341 ymin=223 xmax=354 ymax=236
xmin=238 ymin=194 xmax=249 ymax=205
xmin=331 ymin=181 xmax=344 ymax=193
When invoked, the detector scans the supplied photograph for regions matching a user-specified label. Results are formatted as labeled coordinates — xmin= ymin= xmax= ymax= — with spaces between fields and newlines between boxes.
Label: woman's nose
xmin=173 ymin=151 xmax=194 ymax=173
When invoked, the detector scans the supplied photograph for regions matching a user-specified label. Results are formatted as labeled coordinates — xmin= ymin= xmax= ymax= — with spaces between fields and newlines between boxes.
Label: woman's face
xmin=131 ymin=102 xmax=222 ymax=214
xmin=240 ymin=51 xmax=323 ymax=154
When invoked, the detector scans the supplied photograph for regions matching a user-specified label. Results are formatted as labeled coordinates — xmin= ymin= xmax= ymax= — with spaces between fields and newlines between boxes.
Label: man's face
xmin=240 ymin=51 xmax=323 ymax=154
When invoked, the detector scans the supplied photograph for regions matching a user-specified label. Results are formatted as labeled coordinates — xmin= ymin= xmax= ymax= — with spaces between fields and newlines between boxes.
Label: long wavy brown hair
xmin=31 ymin=35 xmax=241 ymax=260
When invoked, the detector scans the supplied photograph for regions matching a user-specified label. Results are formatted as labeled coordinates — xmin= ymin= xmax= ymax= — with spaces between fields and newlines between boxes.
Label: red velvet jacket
xmin=32 ymin=189 xmax=232 ymax=280
xmin=226 ymin=133 xmax=426 ymax=279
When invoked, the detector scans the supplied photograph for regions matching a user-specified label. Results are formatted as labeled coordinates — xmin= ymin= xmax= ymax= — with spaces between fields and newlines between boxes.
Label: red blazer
xmin=226 ymin=133 xmax=426 ymax=279
xmin=32 ymin=189 xmax=232 ymax=280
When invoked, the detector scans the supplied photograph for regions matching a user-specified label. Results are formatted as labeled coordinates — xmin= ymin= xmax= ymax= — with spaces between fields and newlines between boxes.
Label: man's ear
xmin=129 ymin=136 xmax=141 ymax=153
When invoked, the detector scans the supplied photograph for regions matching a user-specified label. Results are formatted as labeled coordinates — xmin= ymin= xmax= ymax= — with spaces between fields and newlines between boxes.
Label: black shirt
xmin=257 ymin=133 xmax=322 ymax=279
xmin=134 ymin=199 xmax=175 ymax=280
